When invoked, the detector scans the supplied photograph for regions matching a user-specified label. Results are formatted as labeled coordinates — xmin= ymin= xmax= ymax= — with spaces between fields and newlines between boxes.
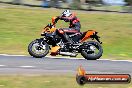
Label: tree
xmin=37 ymin=0 xmax=61 ymax=8
xmin=85 ymin=0 xmax=103 ymax=10
xmin=124 ymin=0 xmax=132 ymax=12
xmin=124 ymin=0 xmax=132 ymax=6
xmin=12 ymin=0 xmax=22 ymax=5
xmin=50 ymin=0 xmax=61 ymax=8
xmin=70 ymin=0 xmax=81 ymax=9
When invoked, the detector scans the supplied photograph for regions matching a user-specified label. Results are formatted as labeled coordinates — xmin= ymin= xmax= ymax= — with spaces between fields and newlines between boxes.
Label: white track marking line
xmin=0 ymin=65 xmax=6 ymax=67
xmin=46 ymin=56 xmax=84 ymax=59
xmin=0 ymin=54 xmax=26 ymax=56
xmin=108 ymin=60 xmax=132 ymax=62
xmin=0 ymin=54 xmax=132 ymax=62
xmin=19 ymin=66 xmax=36 ymax=68
xmin=46 ymin=56 xmax=132 ymax=62
xmin=39 ymin=56 xmax=132 ymax=62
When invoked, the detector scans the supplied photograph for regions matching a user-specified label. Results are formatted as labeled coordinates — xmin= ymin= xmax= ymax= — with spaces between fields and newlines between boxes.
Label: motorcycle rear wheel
xmin=81 ymin=41 xmax=103 ymax=60
xmin=28 ymin=39 xmax=49 ymax=58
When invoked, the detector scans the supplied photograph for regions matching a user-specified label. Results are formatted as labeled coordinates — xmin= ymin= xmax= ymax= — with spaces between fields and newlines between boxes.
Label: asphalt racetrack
xmin=0 ymin=55 xmax=132 ymax=75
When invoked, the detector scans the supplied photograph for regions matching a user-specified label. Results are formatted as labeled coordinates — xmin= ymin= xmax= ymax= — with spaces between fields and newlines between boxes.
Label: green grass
xmin=0 ymin=5 xmax=132 ymax=59
xmin=0 ymin=75 xmax=132 ymax=88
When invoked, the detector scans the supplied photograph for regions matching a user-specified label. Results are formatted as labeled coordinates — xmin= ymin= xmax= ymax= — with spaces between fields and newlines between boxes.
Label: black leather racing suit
xmin=55 ymin=13 xmax=81 ymax=43
xmin=60 ymin=13 xmax=81 ymax=32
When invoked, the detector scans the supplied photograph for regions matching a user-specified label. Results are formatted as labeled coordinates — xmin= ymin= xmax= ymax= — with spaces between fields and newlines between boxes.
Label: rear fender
xmin=80 ymin=30 xmax=96 ymax=42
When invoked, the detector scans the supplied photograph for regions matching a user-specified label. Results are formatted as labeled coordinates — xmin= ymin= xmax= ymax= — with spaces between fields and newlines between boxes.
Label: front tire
xmin=28 ymin=39 xmax=49 ymax=58
xmin=81 ymin=41 xmax=103 ymax=60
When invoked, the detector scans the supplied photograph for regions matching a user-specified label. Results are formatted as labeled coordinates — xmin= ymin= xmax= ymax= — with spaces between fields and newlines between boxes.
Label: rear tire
xmin=28 ymin=39 xmax=49 ymax=58
xmin=81 ymin=41 xmax=103 ymax=60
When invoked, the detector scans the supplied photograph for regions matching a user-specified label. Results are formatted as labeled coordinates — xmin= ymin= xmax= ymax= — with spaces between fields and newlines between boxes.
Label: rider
xmin=53 ymin=10 xmax=81 ymax=43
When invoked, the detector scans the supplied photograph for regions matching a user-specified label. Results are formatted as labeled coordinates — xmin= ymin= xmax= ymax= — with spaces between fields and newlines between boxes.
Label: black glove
xmin=54 ymin=16 xmax=60 ymax=24
xmin=57 ymin=16 xmax=62 ymax=19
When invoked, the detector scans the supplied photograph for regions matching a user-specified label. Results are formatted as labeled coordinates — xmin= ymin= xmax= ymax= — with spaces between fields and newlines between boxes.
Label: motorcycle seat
xmin=59 ymin=28 xmax=81 ymax=35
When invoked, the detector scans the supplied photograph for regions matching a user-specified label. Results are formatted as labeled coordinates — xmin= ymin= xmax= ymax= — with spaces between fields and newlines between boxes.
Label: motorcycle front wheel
xmin=28 ymin=39 xmax=49 ymax=58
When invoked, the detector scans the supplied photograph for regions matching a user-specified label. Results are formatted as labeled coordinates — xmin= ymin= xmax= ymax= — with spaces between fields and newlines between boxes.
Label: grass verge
xmin=0 ymin=75 xmax=132 ymax=88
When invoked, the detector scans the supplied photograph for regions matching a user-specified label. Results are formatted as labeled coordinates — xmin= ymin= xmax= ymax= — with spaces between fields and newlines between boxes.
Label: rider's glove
xmin=57 ymin=16 xmax=61 ymax=19
xmin=53 ymin=16 xmax=60 ymax=24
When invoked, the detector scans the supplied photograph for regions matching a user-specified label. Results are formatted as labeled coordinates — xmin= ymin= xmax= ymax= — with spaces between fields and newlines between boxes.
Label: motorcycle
xmin=28 ymin=17 xmax=103 ymax=60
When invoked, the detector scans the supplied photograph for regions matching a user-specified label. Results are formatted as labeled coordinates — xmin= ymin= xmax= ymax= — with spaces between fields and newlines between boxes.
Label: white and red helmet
xmin=62 ymin=10 xmax=72 ymax=17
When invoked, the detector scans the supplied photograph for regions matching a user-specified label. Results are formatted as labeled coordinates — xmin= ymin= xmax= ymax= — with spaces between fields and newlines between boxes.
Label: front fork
xmin=36 ymin=38 xmax=45 ymax=45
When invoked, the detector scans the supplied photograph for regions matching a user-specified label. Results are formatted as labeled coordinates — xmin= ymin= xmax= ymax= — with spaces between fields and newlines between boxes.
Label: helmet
xmin=62 ymin=10 xmax=72 ymax=17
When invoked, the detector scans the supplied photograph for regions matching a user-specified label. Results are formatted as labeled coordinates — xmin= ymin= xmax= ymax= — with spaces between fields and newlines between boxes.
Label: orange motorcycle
xmin=28 ymin=17 xmax=103 ymax=60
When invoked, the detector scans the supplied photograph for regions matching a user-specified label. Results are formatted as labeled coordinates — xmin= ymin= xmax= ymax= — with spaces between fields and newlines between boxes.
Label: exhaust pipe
xmin=59 ymin=52 xmax=77 ymax=57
